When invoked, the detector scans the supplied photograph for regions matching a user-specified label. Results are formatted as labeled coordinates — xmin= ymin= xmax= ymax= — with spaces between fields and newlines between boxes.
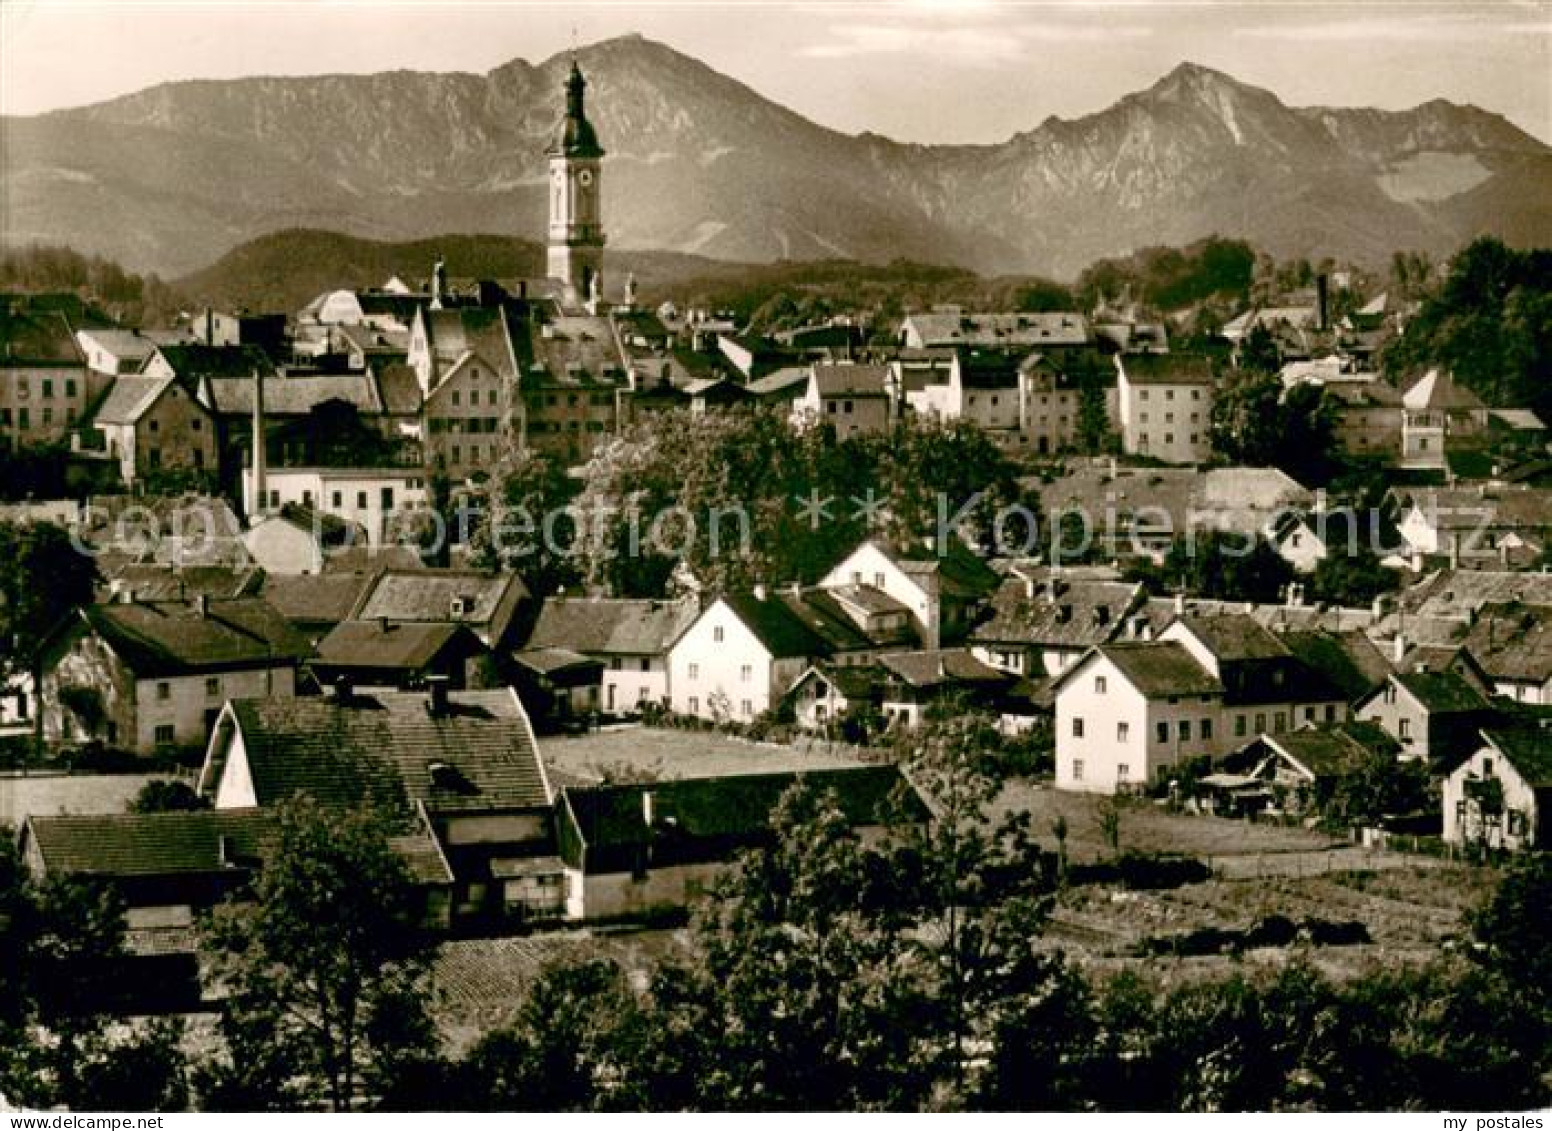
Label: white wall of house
xmin=1119 ymin=377 xmax=1212 ymax=465
xmin=138 ymin=667 xmax=292 ymax=752
xmin=668 ymin=600 xmax=787 ymax=721
xmin=565 ymin=861 xmax=727 ymax=921
xmin=1055 ymin=654 xmax=1152 ymax=793
xmin=245 ymin=467 xmax=428 ymax=546
xmin=1443 ymin=743 xmax=1542 ymax=851
xmin=820 ymin=543 xmax=936 ymax=646
xmin=600 ymin=654 xmax=670 ymax=713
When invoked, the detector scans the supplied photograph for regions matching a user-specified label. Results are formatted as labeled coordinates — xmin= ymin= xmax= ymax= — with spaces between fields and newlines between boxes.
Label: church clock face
xmin=578 ymin=169 xmax=594 ymax=187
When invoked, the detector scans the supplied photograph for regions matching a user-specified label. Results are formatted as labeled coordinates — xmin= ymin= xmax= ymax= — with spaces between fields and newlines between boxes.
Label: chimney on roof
xmin=426 ymin=673 xmax=451 ymax=717
xmin=753 ymin=583 xmax=768 ymax=601
xmin=378 ymin=615 xmax=390 ymax=634
xmin=1392 ymin=632 xmax=1406 ymax=666
xmin=119 ymin=586 xmax=135 ymax=605
xmin=642 ymin=789 xmax=655 ymax=828
xmin=1316 ymin=274 xmax=1330 ymax=333
xmin=1174 ymin=592 xmax=1185 ymax=616
xmin=334 ymin=675 xmax=354 ymax=705
xmin=195 ymin=593 xmax=209 ymax=617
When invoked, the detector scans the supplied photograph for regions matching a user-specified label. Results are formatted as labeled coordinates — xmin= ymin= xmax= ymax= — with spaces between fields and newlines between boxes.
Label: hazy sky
xmin=2 ymin=1 xmax=1549 ymax=143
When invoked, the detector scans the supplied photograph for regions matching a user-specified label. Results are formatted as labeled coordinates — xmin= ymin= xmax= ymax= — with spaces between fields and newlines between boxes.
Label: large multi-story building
xmin=1115 ymin=353 xmax=1216 ymax=465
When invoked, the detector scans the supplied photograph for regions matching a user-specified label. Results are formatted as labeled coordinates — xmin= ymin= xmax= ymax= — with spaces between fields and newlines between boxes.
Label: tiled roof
xmin=315 ymin=620 xmax=477 ymax=671
xmin=92 ymin=374 xmax=177 ymax=425
xmin=1281 ymin=630 xmax=1391 ymax=703
xmin=1481 ymin=720 xmax=1552 ymax=786
xmin=228 ymin=689 xmax=550 ymax=814
xmin=352 ymin=569 xmax=528 ymax=644
xmin=747 ymin=367 xmax=812 ymax=399
xmin=775 ymin=589 xmax=884 ymax=651
xmin=877 ymin=648 xmax=1011 ymax=689
xmin=560 ymin=765 xmax=929 ymax=871
xmin=810 ymin=364 xmax=891 ymax=397
xmin=826 ymin=583 xmax=911 ymax=618
xmin=720 ymin=590 xmax=831 ymax=659
xmin=0 ymin=307 xmax=84 ymax=366
xmin=155 ymin=343 xmax=274 ymax=381
xmin=1401 ymin=367 xmax=1484 ymax=412
xmin=26 ymin=807 xmax=452 ymax=886
xmin=1393 ymin=670 xmax=1491 ymax=714
xmin=77 ymin=328 xmax=158 ymax=366
xmin=74 ymin=597 xmax=311 ymax=677
xmin=1263 ymin=723 xmax=1397 ymax=779
xmin=1175 ymin=614 xmax=1291 ymax=662
xmin=522 ymin=596 xmax=698 ymax=656
xmin=971 ymin=574 xmax=1141 ymax=648
xmin=205 ymin=372 xmax=383 ymax=416
xmin=1118 ymin=353 xmax=1216 ymax=386
xmin=1461 ymin=603 xmax=1552 ymax=684
xmin=511 ymin=646 xmax=603 ymax=676
xmin=100 ymin=564 xmax=264 ymax=603
xmin=26 ymin=809 xmax=276 ymax=877
xmin=259 ymin=571 xmax=376 ymax=628
xmin=902 ymin=311 xmax=1089 ymax=349
xmin=1092 ymin=642 xmax=1223 ymax=698
xmin=374 ymin=363 xmax=424 ymax=415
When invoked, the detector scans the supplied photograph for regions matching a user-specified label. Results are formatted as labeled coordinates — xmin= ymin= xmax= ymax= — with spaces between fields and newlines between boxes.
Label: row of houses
xmin=19 ymin=682 xmax=932 ymax=962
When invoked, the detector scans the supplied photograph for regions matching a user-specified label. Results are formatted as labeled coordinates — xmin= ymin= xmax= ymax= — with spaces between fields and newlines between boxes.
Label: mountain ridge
xmin=2 ymin=36 xmax=1546 ymax=278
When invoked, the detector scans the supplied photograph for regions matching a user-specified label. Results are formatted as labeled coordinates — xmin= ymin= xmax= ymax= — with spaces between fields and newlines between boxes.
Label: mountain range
xmin=2 ymin=34 xmax=1548 ymax=280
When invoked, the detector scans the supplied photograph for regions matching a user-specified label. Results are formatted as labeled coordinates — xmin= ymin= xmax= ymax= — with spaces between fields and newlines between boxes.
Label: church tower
xmin=547 ymin=60 xmax=605 ymax=307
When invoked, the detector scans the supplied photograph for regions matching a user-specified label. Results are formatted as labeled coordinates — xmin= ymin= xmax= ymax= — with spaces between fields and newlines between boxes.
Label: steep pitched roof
xmin=1281 ymin=630 xmax=1392 ymax=703
xmin=1175 ymin=614 xmax=1291 ymax=662
xmin=0 ymin=307 xmax=84 ymax=366
xmin=1401 ymin=367 xmax=1484 ymax=412
xmin=92 ymin=374 xmax=179 ymax=425
xmin=1479 ymin=720 xmax=1552 ymax=786
xmin=523 ymin=596 xmax=700 ymax=656
xmin=205 ymin=372 xmax=384 ymax=416
xmin=72 ymin=597 xmax=310 ymax=677
xmin=1392 ymin=669 xmax=1492 ymax=714
xmin=1086 ymin=642 xmax=1223 ymax=698
xmin=1259 ymin=723 xmax=1398 ymax=779
xmin=719 ymin=590 xmax=831 ymax=659
xmin=226 ymin=689 xmax=550 ymax=814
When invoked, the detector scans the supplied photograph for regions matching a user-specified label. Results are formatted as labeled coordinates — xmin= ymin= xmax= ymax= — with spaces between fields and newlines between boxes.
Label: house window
xmin=1482 ymin=758 xmax=1494 ymax=777
xmin=740 ymin=664 xmax=752 ymax=683
xmin=1325 ymin=704 xmax=1337 ymax=722
xmin=1117 ymin=763 xmax=1130 ymax=782
xmin=1255 ymin=712 xmax=1267 ymax=733
xmin=66 ymin=379 xmax=77 ymax=397
xmin=688 ymin=663 xmax=700 ymax=680
xmin=1094 ymin=676 xmax=1107 ymax=694
xmin=1178 ymin=719 xmax=1191 ymax=741
xmin=1304 ymin=706 xmax=1315 ymax=722
xmin=154 ymin=724 xmax=176 ymax=746
xmin=639 ymin=658 xmax=650 ymax=672
xmin=381 ymin=487 xmax=395 ymax=509
xmin=1071 ymin=717 xmax=1084 ymax=738
xmin=356 ymin=492 xmax=368 ymax=509
xmin=713 ymin=626 xmax=724 ymax=643
xmin=741 ymin=699 xmax=753 ymax=717
xmin=332 ymin=491 xmax=343 ymax=508
xmin=1399 ymin=718 xmax=1412 ymax=741
xmin=874 ymin=572 xmax=885 ymax=588
xmin=1201 ymin=718 xmax=1212 ymax=741
xmin=1274 ymin=712 xmax=1287 ymax=733
xmin=1072 ymin=759 xmax=1084 ymax=781
xmin=205 ymin=677 xmax=220 ymax=698
xmin=687 ymin=696 xmax=699 ymax=715
xmin=1383 ymin=683 xmax=1397 ymax=704
xmin=157 ymin=681 xmax=171 ymax=701
xmin=1116 ymin=722 xmax=1129 ymax=742
xmin=42 ymin=379 xmax=53 ymax=399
